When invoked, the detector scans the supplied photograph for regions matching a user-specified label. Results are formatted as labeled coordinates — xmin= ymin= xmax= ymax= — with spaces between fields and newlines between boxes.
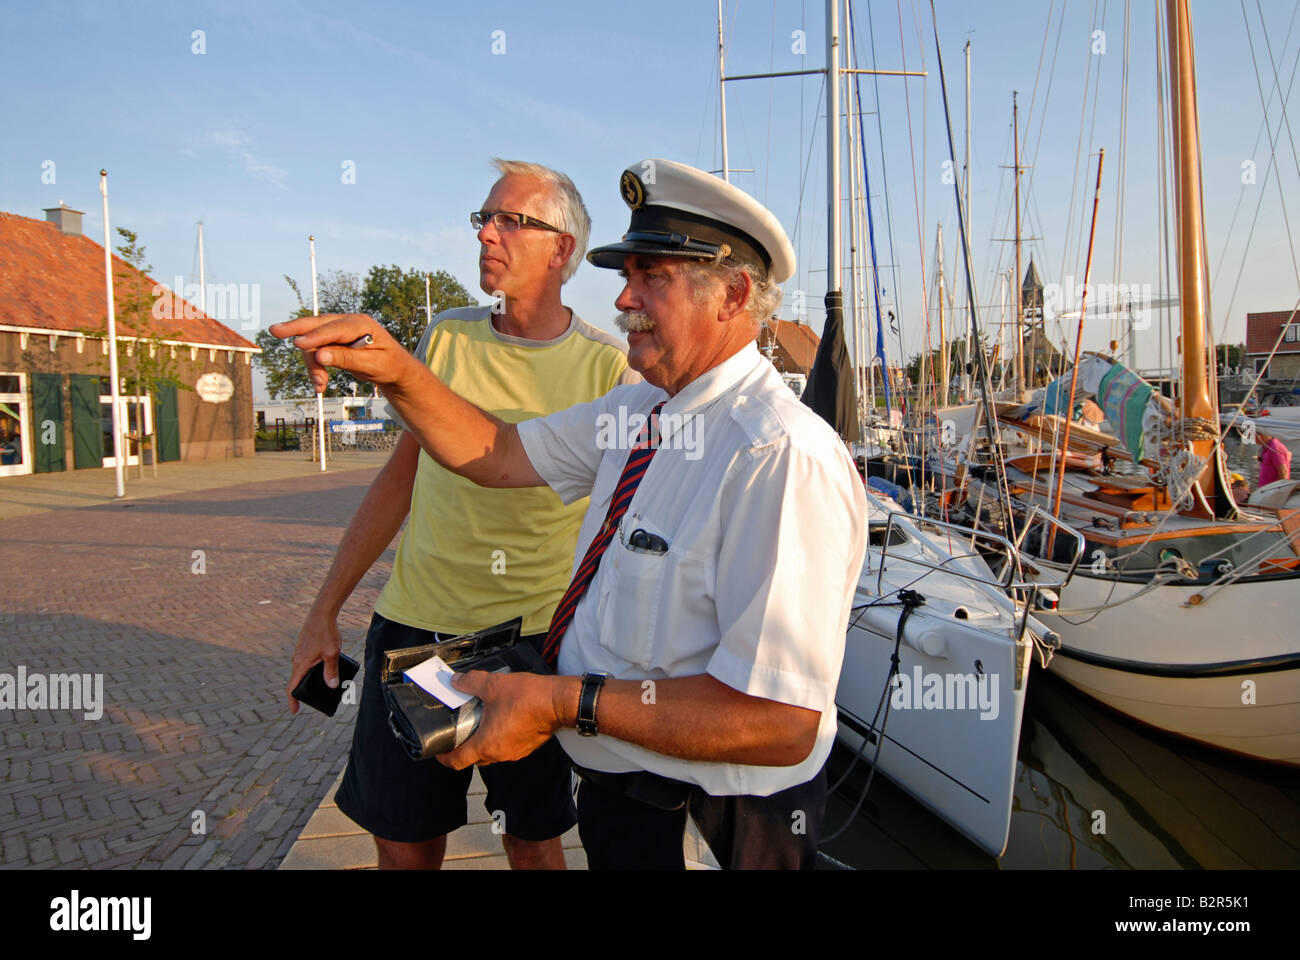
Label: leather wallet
xmin=292 ymin=653 xmax=360 ymax=717
xmin=381 ymin=618 xmax=550 ymax=760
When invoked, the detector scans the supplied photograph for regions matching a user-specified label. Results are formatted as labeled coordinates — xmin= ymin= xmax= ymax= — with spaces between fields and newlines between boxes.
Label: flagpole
xmin=310 ymin=236 xmax=326 ymax=472
xmin=100 ymin=170 xmax=125 ymax=498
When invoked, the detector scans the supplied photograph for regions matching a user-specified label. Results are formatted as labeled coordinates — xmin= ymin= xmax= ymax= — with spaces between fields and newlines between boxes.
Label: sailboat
xmin=711 ymin=0 xmax=1087 ymax=856
xmin=952 ymin=0 xmax=1300 ymax=767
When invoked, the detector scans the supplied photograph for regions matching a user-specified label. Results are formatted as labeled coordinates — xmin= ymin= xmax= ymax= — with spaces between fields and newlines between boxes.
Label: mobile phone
xmin=292 ymin=654 xmax=360 ymax=717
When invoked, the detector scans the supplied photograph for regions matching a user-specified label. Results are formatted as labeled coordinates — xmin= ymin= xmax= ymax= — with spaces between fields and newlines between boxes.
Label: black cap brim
xmin=586 ymin=241 xmax=722 ymax=271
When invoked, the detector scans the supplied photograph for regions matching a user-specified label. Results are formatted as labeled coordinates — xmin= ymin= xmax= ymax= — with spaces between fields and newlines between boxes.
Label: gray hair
xmin=680 ymin=260 xmax=784 ymax=328
xmin=490 ymin=158 xmax=591 ymax=283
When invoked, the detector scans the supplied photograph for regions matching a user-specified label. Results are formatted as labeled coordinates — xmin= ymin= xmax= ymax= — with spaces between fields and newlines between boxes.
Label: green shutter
xmin=70 ymin=374 xmax=103 ymax=469
xmin=32 ymin=373 xmax=65 ymax=472
xmin=156 ymin=383 xmax=180 ymax=462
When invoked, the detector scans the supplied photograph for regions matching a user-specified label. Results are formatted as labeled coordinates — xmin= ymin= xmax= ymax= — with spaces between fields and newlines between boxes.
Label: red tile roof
xmin=1246 ymin=309 xmax=1300 ymax=356
xmin=764 ymin=318 xmax=821 ymax=372
xmin=0 ymin=211 xmax=257 ymax=350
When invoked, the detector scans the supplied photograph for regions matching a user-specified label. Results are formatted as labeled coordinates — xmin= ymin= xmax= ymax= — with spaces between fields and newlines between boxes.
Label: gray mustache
xmin=616 ymin=311 xmax=655 ymax=333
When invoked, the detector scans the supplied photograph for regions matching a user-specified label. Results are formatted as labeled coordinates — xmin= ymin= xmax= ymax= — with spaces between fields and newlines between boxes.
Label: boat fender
xmin=915 ymin=629 xmax=946 ymax=658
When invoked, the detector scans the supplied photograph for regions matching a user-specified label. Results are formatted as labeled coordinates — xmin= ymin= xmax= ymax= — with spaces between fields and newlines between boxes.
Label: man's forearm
xmin=548 ymin=674 xmax=820 ymax=767
xmin=311 ymin=432 xmax=420 ymax=615
xmin=383 ymin=368 xmax=532 ymax=488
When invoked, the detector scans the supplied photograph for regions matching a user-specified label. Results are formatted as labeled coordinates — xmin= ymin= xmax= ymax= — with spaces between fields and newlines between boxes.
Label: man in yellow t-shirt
xmin=285 ymin=160 xmax=634 ymax=870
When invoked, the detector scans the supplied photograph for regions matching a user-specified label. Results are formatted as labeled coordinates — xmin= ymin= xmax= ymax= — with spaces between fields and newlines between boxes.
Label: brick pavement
xmin=0 ymin=462 xmax=390 ymax=869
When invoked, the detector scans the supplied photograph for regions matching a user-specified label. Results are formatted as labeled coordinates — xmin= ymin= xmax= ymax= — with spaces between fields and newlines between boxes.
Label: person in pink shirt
xmin=1257 ymin=430 xmax=1293 ymax=487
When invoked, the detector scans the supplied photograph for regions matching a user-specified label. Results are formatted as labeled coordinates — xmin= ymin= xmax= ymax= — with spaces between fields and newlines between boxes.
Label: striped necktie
xmin=539 ymin=401 xmax=667 ymax=667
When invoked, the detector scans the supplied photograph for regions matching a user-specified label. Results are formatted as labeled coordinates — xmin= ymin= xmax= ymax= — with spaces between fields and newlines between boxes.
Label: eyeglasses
xmin=470 ymin=210 xmax=565 ymax=234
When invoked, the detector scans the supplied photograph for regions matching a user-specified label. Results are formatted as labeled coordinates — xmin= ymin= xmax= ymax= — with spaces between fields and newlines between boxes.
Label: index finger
xmin=269 ymin=313 xmax=375 ymax=348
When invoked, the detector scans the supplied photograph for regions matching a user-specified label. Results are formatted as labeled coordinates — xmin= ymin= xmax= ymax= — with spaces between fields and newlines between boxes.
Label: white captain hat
xmin=585 ymin=158 xmax=796 ymax=284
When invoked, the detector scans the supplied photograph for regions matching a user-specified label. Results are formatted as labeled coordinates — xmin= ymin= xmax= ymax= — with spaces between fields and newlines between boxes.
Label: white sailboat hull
xmin=834 ymin=502 xmax=1041 ymax=857
xmin=1041 ymin=573 xmax=1300 ymax=766
xmin=837 ymin=602 xmax=1031 ymax=857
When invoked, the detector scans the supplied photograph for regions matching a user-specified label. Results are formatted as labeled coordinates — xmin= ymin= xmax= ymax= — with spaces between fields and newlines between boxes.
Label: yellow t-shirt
xmin=375 ymin=305 xmax=635 ymax=636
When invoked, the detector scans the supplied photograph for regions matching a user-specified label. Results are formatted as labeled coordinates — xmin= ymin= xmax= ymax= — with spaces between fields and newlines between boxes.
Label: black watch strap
xmin=577 ymin=672 xmax=608 ymax=737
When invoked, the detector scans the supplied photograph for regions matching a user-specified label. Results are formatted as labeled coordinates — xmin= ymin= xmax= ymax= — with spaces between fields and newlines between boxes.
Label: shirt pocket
xmin=595 ymin=539 xmax=670 ymax=670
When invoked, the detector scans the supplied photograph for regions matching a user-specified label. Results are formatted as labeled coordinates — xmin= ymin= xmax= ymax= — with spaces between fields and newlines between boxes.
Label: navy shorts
xmin=335 ymin=612 xmax=578 ymax=844
xmin=575 ymin=766 xmax=827 ymax=870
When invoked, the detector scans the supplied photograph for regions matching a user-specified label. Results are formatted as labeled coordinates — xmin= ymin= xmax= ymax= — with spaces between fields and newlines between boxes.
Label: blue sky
xmin=4 ymin=0 xmax=1299 ymax=398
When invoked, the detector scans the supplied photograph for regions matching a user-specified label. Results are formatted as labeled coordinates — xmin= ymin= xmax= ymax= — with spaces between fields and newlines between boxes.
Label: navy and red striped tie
xmin=539 ymin=401 xmax=667 ymax=667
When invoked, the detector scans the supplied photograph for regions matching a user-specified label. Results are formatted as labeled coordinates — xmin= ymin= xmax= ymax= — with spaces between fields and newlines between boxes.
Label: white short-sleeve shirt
xmin=518 ymin=342 xmax=869 ymax=796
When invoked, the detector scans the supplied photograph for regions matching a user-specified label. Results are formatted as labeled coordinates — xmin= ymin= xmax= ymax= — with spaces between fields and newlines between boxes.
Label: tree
xmin=255 ymin=271 xmax=364 ymax=398
xmin=361 ymin=266 xmax=477 ymax=353
xmin=110 ymin=228 xmax=187 ymax=399
xmin=85 ymin=228 xmax=190 ymax=473
xmin=1218 ymin=343 xmax=1246 ymax=371
xmin=254 ymin=266 xmax=477 ymax=398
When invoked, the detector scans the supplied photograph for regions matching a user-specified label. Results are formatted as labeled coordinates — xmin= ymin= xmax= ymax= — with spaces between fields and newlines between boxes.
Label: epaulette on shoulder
xmin=727 ymin=390 xmax=790 ymax=452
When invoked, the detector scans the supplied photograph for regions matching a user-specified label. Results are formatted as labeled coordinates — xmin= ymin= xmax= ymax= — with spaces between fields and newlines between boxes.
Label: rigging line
xmin=1020 ymin=0 xmax=1069 ymax=215
xmin=1057 ymin=0 xmax=1103 ymax=304
xmin=764 ymin=0 xmax=776 ymax=206
xmin=1156 ymin=2 xmax=1174 ymax=384
xmin=1110 ymin=0 xmax=1131 ymax=352
xmin=927 ymin=0 xmax=1017 ymax=543
xmin=896 ymin=0 xmax=931 ymax=418
xmin=697 ymin=12 xmax=719 ymax=174
xmin=1019 ymin=0 xmax=1061 ymax=173
xmin=1210 ymin=1 xmax=1300 ymax=299
xmin=863 ymin=0 xmax=906 ymax=367
xmin=1249 ymin=0 xmax=1300 ymax=294
xmin=790 ymin=76 xmax=826 ymax=306
xmin=848 ymin=0 xmax=893 ymax=412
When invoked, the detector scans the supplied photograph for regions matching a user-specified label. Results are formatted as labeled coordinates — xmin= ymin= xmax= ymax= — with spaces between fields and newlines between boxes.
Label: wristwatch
xmin=576 ymin=672 xmax=609 ymax=737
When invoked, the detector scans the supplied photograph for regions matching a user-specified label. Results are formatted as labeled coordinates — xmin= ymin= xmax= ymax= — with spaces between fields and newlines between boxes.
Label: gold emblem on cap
xmin=620 ymin=170 xmax=646 ymax=210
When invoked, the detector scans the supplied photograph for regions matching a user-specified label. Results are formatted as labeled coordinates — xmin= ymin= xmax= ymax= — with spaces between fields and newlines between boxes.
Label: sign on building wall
xmin=195 ymin=372 xmax=235 ymax=404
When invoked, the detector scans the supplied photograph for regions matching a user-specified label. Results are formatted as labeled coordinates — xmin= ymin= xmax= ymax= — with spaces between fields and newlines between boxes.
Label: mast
xmin=197 ymin=220 xmax=206 ymax=318
xmin=937 ymin=223 xmax=948 ymax=404
xmin=826 ymin=0 xmax=841 ymax=301
xmin=963 ymin=39 xmax=973 ymax=402
xmin=1012 ymin=92 xmax=1025 ymax=396
xmin=1166 ymin=0 xmax=1220 ymax=512
xmin=99 ymin=170 xmax=125 ymax=499
xmin=718 ymin=0 xmax=730 ymax=183
xmin=310 ymin=235 xmax=326 ymax=473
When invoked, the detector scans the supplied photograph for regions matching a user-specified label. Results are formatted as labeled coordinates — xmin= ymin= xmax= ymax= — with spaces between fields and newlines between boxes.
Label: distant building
xmin=1245 ymin=309 xmax=1300 ymax=380
xmin=0 ymin=204 xmax=259 ymax=478
xmin=759 ymin=318 xmax=820 ymax=375
xmin=254 ymin=396 xmax=388 ymax=428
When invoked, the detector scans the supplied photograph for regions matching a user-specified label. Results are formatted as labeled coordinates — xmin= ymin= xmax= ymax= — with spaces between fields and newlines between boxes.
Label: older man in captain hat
xmin=272 ymin=159 xmax=868 ymax=869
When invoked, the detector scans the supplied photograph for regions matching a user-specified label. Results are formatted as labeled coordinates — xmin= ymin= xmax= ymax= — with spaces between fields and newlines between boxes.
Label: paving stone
xmin=2 ymin=461 xmax=387 ymax=870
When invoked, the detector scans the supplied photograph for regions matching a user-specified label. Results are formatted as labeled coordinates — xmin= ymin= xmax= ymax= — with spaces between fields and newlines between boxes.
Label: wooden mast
xmin=1167 ymin=0 xmax=1220 ymax=514
xmin=1012 ymin=92 xmax=1025 ymax=397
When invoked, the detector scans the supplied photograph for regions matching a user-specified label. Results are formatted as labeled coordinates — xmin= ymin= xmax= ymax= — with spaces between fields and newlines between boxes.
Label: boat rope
xmin=1193 ymin=522 xmax=1300 ymax=602
xmin=1049 ymin=567 xmax=1187 ymax=619
xmin=821 ymin=588 xmax=927 ymax=847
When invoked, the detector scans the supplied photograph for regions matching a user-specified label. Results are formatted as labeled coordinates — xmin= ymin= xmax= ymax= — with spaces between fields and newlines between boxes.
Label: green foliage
xmin=1219 ymin=343 xmax=1246 ymax=370
xmin=361 ymin=266 xmax=477 ymax=353
xmin=254 ymin=266 xmax=477 ymax=400
xmin=90 ymin=227 xmax=189 ymax=398
xmin=255 ymin=271 xmax=364 ymax=398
